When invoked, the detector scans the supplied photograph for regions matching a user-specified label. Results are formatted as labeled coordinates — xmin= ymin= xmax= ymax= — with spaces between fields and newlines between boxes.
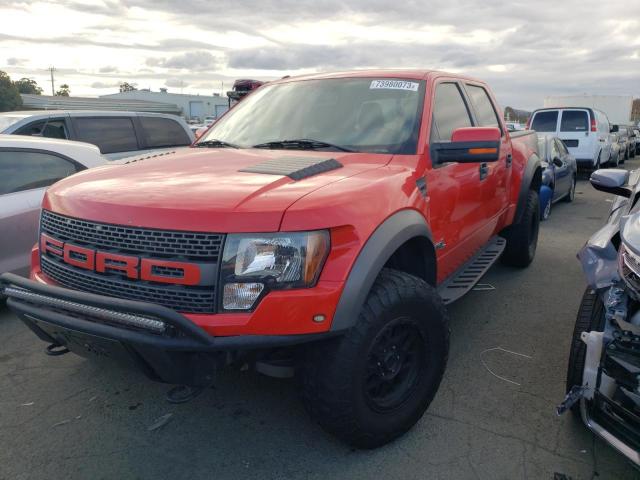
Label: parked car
xmin=1 ymin=70 xmax=542 ymax=448
xmin=613 ymin=125 xmax=632 ymax=162
xmin=608 ymin=132 xmax=622 ymax=167
xmin=626 ymin=126 xmax=636 ymax=159
xmin=559 ymin=168 xmax=640 ymax=467
xmin=0 ymin=111 xmax=195 ymax=160
xmin=634 ymin=128 xmax=640 ymax=155
xmin=0 ymin=135 xmax=106 ymax=278
xmin=528 ymin=107 xmax=612 ymax=169
xmin=537 ymin=135 xmax=577 ymax=220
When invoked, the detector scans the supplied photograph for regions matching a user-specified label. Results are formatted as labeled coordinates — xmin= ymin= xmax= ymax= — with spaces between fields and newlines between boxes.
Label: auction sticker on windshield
xmin=370 ymin=80 xmax=419 ymax=91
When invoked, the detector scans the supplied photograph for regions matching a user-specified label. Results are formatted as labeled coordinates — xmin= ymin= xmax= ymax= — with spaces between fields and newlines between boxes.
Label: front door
xmin=424 ymin=81 xmax=490 ymax=282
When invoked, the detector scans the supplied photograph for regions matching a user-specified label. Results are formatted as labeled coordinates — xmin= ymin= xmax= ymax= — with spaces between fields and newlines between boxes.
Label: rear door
xmin=425 ymin=81 xmax=489 ymax=280
xmin=463 ymin=82 xmax=510 ymax=228
xmin=551 ymin=139 xmax=571 ymax=200
xmin=531 ymin=109 xmax=559 ymax=135
xmin=71 ymin=116 xmax=141 ymax=160
xmin=558 ymin=109 xmax=592 ymax=161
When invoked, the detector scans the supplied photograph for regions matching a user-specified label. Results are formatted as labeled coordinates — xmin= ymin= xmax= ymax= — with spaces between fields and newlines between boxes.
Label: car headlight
xmin=220 ymin=230 xmax=330 ymax=310
xmin=619 ymin=243 xmax=640 ymax=298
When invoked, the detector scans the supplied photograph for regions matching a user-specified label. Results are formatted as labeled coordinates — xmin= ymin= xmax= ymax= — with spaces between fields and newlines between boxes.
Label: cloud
xmin=165 ymin=78 xmax=190 ymax=88
xmin=148 ymin=51 xmax=220 ymax=70
xmin=99 ymin=65 xmax=118 ymax=73
xmin=7 ymin=57 xmax=26 ymax=66
xmin=90 ymin=80 xmax=121 ymax=88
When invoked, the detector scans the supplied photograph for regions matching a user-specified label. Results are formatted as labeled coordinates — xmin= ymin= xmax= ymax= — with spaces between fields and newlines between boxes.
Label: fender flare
xmin=514 ymin=154 xmax=542 ymax=224
xmin=330 ymin=209 xmax=434 ymax=332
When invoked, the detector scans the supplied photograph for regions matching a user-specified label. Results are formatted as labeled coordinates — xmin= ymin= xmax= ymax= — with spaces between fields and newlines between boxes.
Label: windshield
xmin=199 ymin=78 xmax=425 ymax=154
xmin=0 ymin=115 xmax=25 ymax=132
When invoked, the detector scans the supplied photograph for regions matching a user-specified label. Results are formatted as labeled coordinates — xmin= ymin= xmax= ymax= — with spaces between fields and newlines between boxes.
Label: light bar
xmin=3 ymin=286 xmax=167 ymax=334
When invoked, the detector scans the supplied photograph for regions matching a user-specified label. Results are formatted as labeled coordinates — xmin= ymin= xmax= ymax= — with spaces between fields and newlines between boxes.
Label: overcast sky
xmin=1 ymin=0 xmax=639 ymax=110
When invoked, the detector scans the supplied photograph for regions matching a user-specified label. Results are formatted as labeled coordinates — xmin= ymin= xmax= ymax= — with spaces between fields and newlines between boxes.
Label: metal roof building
xmin=100 ymin=90 xmax=229 ymax=122
xmin=20 ymin=94 xmax=181 ymax=115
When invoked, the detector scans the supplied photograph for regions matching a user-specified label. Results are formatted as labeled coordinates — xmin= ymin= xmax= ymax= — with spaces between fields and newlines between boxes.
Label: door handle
xmin=479 ymin=162 xmax=489 ymax=181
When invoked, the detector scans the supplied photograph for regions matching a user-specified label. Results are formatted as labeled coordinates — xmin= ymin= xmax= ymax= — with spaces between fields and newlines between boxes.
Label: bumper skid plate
xmin=0 ymin=272 xmax=334 ymax=387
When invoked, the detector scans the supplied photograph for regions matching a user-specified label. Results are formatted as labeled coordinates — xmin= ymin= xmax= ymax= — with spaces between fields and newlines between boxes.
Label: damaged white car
xmin=560 ymin=168 xmax=640 ymax=466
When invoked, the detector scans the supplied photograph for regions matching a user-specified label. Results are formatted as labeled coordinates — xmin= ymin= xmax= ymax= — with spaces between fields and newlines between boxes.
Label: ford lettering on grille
xmin=39 ymin=210 xmax=224 ymax=313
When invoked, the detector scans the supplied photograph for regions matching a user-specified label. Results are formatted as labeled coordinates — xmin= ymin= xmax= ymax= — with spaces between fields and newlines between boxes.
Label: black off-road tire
xmin=566 ymin=288 xmax=605 ymax=416
xmin=298 ymin=268 xmax=450 ymax=449
xmin=501 ymin=189 xmax=540 ymax=268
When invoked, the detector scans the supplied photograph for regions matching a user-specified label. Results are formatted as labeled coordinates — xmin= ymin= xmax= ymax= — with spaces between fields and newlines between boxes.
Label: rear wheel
xmin=564 ymin=175 xmax=576 ymax=203
xmin=299 ymin=268 xmax=449 ymax=448
xmin=566 ymin=288 xmax=605 ymax=416
xmin=501 ymin=189 xmax=540 ymax=268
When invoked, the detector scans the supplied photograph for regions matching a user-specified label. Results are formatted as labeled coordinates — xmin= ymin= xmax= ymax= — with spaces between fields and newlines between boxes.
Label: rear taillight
xmin=591 ymin=117 xmax=597 ymax=132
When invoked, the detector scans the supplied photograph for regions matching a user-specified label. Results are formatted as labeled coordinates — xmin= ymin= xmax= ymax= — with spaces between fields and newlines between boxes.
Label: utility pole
xmin=48 ymin=66 xmax=56 ymax=96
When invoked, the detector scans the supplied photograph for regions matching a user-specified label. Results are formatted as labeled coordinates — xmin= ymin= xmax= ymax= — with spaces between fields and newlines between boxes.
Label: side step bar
xmin=437 ymin=236 xmax=506 ymax=305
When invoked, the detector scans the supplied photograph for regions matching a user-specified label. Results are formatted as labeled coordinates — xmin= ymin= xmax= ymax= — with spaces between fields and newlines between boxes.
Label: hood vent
xmin=240 ymin=156 xmax=343 ymax=181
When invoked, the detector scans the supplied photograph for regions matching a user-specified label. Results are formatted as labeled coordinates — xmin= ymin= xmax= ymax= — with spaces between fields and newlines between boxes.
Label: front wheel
xmin=299 ymin=268 xmax=450 ymax=448
xmin=501 ymin=189 xmax=540 ymax=268
xmin=566 ymin=288 xmax=605 ymax=416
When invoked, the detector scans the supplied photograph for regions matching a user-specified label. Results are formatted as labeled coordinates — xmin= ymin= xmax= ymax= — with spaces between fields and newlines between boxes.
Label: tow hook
xmin=556 ymin=385 xmax=586 ymax=415
xmin=45 ymin=343 xmax=70 ymax=356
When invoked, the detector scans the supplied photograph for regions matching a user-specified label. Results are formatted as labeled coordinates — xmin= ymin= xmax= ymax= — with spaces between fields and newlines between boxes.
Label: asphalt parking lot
xmin=2 ymin=160 xmax=640 ymax=480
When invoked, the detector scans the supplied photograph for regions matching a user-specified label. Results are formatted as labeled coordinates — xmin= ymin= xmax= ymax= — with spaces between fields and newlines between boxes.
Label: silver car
xmin=0 ymin=135 xmax=106 ymax=277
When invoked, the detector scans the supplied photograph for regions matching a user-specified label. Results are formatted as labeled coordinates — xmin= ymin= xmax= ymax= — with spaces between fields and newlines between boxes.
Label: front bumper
xmin=0 ymin=272 xmax=337 ymax=386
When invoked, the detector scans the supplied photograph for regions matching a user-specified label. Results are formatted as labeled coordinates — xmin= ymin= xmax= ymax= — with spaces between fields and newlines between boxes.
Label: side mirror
xmin=431 ymin=127 xmax=501 ymax=164
xmin=611 ymin=124 xmax=619 ymax=133
xmin=590 ymin=169 xmax=631 ymax=198
xmin=552 ymin=157 xmax=563 ymax=168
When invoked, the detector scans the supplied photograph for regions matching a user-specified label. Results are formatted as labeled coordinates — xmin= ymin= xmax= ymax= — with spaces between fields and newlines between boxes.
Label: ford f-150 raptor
xmin=1 ymin=70 xmax=542 ymax=448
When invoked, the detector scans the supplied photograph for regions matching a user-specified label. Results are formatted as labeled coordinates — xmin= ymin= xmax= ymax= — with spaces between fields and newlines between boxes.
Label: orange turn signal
xmin=468 ymin=147 xmax=497 ymax=155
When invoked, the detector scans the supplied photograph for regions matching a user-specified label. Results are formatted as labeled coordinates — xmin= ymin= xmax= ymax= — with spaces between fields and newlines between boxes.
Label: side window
xmin=465 ymin=85 xmax=501 ymax=129
xmin=15 ymin=119 xmax=69 ymax=139
xmin=139 ymin=116 xmax=191 ymax=148
xmin=0 ymin=150 xmax=81 ymax=195
xmin=430 ymin=83 xmax=472 ymax=142
xmin=74 ymin=117 xmax=139 ymax=154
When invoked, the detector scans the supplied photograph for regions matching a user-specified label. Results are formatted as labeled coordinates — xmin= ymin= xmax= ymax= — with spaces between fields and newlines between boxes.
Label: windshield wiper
xmin=195 ymin=139 xmax=241 ymax=149
xmin=252 ymin=139 xmax=354 ymax=152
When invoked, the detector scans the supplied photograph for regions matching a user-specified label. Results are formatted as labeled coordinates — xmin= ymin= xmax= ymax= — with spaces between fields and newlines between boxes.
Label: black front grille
xmin=41 ymin=210 xmax=223 ymax=259
xmin=39 ymin=210 xmax=224 ymax=314
xmin=41 ymin=257 xmax=216 ymax=314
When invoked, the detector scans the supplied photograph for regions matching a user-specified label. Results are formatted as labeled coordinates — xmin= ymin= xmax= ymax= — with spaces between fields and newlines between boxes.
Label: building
xmin=101 ymin=89 xmax=229 ymax=122
xmin=20 ymin=94 xmax=181 ymax=115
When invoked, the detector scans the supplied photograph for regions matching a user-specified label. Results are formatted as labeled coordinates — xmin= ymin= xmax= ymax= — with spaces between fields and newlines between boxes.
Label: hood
xmin=44 ymin=147 xmax=391 ymax=232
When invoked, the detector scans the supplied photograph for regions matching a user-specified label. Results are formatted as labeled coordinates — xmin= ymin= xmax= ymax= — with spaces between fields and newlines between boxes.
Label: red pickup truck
xmin=1 ymin=70 xmax=541 ymax=448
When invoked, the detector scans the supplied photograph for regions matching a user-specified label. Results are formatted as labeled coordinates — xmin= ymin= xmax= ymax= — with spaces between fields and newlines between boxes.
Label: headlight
xmin=619 ymin=244 xmax=640 ymax=298
xmin=220 ymin=230 xmax=330 ymax=310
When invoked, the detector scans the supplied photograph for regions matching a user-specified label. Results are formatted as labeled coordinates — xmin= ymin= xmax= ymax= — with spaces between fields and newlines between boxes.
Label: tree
xmin=0 ymin=70 xmax=22 ymax=111
xmin=55 ymin=84 xmax=70 ymax=97
xmin=119 ymin=82 xmax=137 ymax=93
xmin=14 ymin=77 xmax=43 ymax=95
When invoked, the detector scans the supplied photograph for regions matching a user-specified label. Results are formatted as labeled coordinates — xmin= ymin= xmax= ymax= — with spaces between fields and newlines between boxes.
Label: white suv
xmin=528 ymin=107 xmax=613 ymax=168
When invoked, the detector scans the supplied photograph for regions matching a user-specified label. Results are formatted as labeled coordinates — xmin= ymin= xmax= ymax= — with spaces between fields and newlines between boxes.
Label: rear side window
xmin=15 ymin=119 xmax=69 ymax=139
xmin=430 ymin=83 xmax=472 ymax=142
xmin=0 ymin=150 xmax=81 ymax=194
xmin=560 ymin=111 xmax=588 ymax=132
xmin=139 ymin=116 xmax=191 ymax=148
xmin=74 ymin=117 xmax=139 ymax=154
xmin=531 ymin=111 xmax=558 ymax=132
xmin=465 ymin=85 xmax=501 ymax=129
